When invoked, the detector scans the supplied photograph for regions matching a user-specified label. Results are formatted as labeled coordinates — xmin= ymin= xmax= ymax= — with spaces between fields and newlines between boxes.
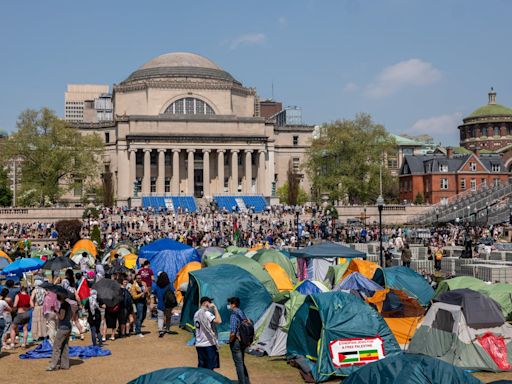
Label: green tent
xmin=128 ymin=367 xmax=232 ymax=384
xmin=435 ymin=276 xmax=487 ymax=296
xmin=282 ymin=290 xmax=306 ymax=332
xmin=205 ymin=255 xmax=280 ymax=298
xmin=479 ymin=284 xmax=512 ymax=320
xmin=180 ymin=264 xmax=272 ymax=340
xmin=323 ymin=263 xmax=350 ymax=288
xmin=287 ymin=291 xmax=401 ymax=382
xmin=225 ymin=246 xmax=247 ymax=254
xmin=252 ymin=249 xmax=297 ymax=283
xmin=30 ymin=249 xmax=54 ymax=259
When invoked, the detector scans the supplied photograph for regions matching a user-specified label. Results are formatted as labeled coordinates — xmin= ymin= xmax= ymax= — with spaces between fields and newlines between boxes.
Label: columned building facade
xmin=76 ymin=52 xmax=313 ymax=206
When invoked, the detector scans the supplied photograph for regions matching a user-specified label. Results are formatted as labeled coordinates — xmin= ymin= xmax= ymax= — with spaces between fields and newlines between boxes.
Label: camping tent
xmin=0 ymin=251 xmax=11 ymax=270
xmin=174 ymin=261 xmax=201 ymax=303
xmin=263 ymin=263 xmax=294 ymax=292
xmin=343 ymin=353 xmax=482 ymax=384
xmin=435 ymin=276 xmax=487 ymax=296
xmin=333 ymin=272 xmax=384 ymax=297
xmin=205 ymin=255 xmax=279 ymax=298
xmin=323 ymin=262 xmax=350 ymax=288
xmin=479 ymin=284 xmax=512 ymax=320
xmin=248 ymin=302 xmax=288 ymax=357
xmin=139 ymin=239 xmax=200 ymax=284
xmin=287 ymin=291 xmax=401 ymax=382
xmin=128 ymin=367 xmax=232 ymax=384
xmin=71 ymin=239 xmax=97 ymax=257
xmin=409 ymin=289 xmax=512 ymax=371
xmin=342 ymin=259 xmax=384 ymax=286
xmin=293 ymin=279 xmax=329 ymax=295
xmin=252 ymin=249 xmax=297 ymax=283
xmin=383 ymin=266 xmax=434 ymax=306
xmin=180 ymin=264 xmax=272 ymax=340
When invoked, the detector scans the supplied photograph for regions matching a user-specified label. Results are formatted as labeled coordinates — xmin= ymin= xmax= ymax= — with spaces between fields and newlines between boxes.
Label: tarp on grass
xmin=19 ymin=339 xmax=111 ymax=359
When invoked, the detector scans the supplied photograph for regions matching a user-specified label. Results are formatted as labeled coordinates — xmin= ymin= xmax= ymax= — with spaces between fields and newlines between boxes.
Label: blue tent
xmin=343 ymin=353 xmax=482 ymax=384
xmin=2 ymin=257 xmax=45 ymax=276
xmin=294 ymin=279 xmax=328 ymax=295
xmin=139 ymin=239 xmax=200 ymax=284
xmin=128 ymin=367 xmax=232 ymax=384
xmin=290 ymin=241 xmax=366 ymax=259
xmin=383 ymin=267 xmax=434 ymax=306
xmin=334 ymin=272 xmax=384 ymax=297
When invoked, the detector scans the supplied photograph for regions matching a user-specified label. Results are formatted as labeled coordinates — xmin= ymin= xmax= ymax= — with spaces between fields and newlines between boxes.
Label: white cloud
xmin=226 ymin=33 xmax=266 ymax=50
xmin=343 ymin=82 xmax=359 ymax=92
xmin=407 ymin=112 xmax=462 ymax=144
xmin=364 ymin=58 xmax=442 ymax=98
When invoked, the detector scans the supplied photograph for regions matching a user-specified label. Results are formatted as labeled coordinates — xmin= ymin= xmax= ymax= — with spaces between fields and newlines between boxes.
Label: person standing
xmin=85 ymin=289 xmax=102 ymax=346
xmin=193 ymin=297 xmax=221 ymax=370
xmin=0 ymin=288 xmax=12 ymax=352
xmin=137 ymin=261 xmax=154 ymax=294
xmin=227 ymin=297 xmax=251 ymax=384
xmin=43 ymin=290 xmax=59 ymax=345
xmin=30 ymin=279 xmax=47 ymax=341
xmin=47 ymin=293 xmax=72 ymax=371
xmin=153 ymin=272 xmax=177 ymax=337
xmin=401 ymin=244 xmax=412 ymax=268
xmin=130 ymin=274 xmax=147 ymax=337
xmin=10 ymin=285 xmax=32 ymax=348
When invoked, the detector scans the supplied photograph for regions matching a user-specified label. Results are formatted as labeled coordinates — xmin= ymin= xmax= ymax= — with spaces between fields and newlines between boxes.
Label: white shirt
xmin=193 ymin=308 xmax=217 ymax=347
xmin=0 ymin=299 xmax=9 ymax=319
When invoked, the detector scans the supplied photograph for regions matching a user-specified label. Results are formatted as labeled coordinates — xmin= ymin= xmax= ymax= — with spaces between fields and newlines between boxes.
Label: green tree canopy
xmin=0 ymin=165 xmax=13 ymax=207
xmin=5 ymin=108 xmax=103 ymax=205
xmin=306 ymin=113 xmax=397 ymax=204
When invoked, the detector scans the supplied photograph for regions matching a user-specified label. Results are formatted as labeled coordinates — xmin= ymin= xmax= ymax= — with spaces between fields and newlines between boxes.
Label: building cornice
xmin=118 ymin=114 xmax=266 ymax=124
xmin=126 ymin=133 xmax=268 ymax=144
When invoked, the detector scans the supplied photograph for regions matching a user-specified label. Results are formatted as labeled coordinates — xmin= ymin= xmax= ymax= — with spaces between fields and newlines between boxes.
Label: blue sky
xmin=1 ymin=0 xmax=511 ymax=145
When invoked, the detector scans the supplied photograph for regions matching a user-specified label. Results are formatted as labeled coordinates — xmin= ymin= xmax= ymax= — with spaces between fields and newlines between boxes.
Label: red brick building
xmin=399 ymin=149 xmax=509 ymax=204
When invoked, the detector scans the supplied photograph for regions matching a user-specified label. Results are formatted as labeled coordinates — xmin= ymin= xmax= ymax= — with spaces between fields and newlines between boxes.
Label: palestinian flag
xmin=339 ymin=351 xmax=359 ymax=364
xmin=358 ymin=349 xmax=379 ymax=362
xmin=77 ymin=278 xmax=91 ymax=304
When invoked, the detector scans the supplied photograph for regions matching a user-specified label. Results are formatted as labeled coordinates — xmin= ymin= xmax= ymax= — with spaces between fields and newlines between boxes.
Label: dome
xmin=469 ymin=103 xmax=512 ymax=118
xmin=122 ymin=52 xmax=239 ymax=84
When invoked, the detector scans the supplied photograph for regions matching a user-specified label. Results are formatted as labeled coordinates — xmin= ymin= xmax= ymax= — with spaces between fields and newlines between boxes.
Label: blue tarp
xmin=334 ymin=272 xmax=384 ymax=297
xmin=19 ymin=340 xmax=111 ymax=359
xmin=294 ymin=280 xmax=326 ymax=295
xmin=290 ymin=241 xmax=366 ymax=259
xmin=383 ymin=266 xmax=435 ymax=306
xmin=139 ymin=239 xmax=201 ymax=284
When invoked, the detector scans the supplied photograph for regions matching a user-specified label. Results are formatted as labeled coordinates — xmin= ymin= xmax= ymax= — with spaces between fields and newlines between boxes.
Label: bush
xmin=414 ymin=193 xmax=425 ymax=205
xmin=91 ymin=225 xmax=101 ymax=247
xmin=277 ymin=182 xmax=309 ymax=205
xmin=82 ymin=207 xmax=99 ymax=219
xmin=55 ymin=219 xmax=82 ymax=247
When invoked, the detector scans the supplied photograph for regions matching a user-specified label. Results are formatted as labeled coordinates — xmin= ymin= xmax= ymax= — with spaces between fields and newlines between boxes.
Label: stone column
xmin=217 ymin=150 xmax=225 ymax=194
xmin=157 ymin=149 xmax=166 ymax=195
xmin=266 ymin=146 xmax=275 ymax=197
xmin=203 ymin=149 xmax=210 ymax=198
xmin=231 ymin=150 xmax=239 ymax=194
xmin=187 ymin=149 xmax=195 ymax=195
xmin=172 ymin=149 xmax=180 ymax=195
xmin=129 ymin=149 xmax=137 ymax=192
xmin=142 ymin=149 xmax=151 ymax=195
xmin=244 ymin=150 xmax=253 ymax=193
xmin=258 ymin=150 xmax=266 ymax=195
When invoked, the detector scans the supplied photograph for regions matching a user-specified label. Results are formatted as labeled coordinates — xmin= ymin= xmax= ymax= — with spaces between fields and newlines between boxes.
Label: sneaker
xmin=137 ymin=333 xmax=144 ymax=338
xmin=158 ymin=332 xmax=164 ymax=338
xmin=101 ymin=337 xmax=106 ymax=342
xmin=46 ymin=366 xmax=58 ymax=371
xmin=166 ymin=330 xmax=178 ymax=335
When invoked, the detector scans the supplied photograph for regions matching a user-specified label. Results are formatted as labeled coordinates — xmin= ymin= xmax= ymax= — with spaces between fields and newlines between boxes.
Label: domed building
xmin=77 ymin=52 xmax=313 ymax=208
xmin=459 ymin=88 xmax=512 ymax=169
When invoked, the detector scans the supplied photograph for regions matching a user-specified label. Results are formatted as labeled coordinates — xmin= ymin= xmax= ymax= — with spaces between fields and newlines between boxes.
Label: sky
xmin=1 ymin=0 xmax=511 ymax=145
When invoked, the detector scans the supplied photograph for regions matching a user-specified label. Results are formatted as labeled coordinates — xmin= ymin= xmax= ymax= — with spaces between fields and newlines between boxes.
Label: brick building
xmin=399 ymin=149 xmax=509 ymax=204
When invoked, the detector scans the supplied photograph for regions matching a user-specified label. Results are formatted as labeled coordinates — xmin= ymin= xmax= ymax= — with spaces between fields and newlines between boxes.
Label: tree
xmin=287 ymin=160 xmax=301 ymax=205
xmin=4 ymin=108 xmax=103 ymax=204
xmin=0 ymin=165 xmax=12 ymax=207
xmin=305 ymin=113 xmax=396 ymax=204
xmin=277 ymin=182 xmax=309 ymax=205
xmin=55 ymin=219 xmax=82 ymax=247
xmin=91 ymin=225 xmax=101 ymax=246
xmin=414 ymin=192 xmax=425 ymax=205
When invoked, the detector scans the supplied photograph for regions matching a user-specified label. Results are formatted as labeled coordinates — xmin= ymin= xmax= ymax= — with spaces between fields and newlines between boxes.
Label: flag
xmin=77 ymin=278 xmax=91 ymax=304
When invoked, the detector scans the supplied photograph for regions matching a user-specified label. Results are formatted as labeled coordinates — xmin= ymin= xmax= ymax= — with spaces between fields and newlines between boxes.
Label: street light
xmin=295 ymin=205 xmax=301 ymax=249
xmin=473 ymin=207 xmax=478 ymax=226
xmin=377 ymin=194 xmax=384 ymax=268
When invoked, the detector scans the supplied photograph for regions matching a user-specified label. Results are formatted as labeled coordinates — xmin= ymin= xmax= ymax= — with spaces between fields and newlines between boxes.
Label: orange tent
xmin=174 ymin=261 xmax=202 ymax=303
xmin=71 ymin=239 xmax=97 ymax=257
xmin=263 ymin=262 xmax=294 ymax=292
xmin=0 ymin=250 xmax=11 ymax=262
xmin=342 ymin=259 xmax=382 ymax=282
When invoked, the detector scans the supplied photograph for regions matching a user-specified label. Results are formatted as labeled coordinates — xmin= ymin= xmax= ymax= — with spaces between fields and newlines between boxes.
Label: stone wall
xmin=335 ymin=205 xmax=430 ymax=225
xmin=0 ymin=208 xmax=84 ymax=223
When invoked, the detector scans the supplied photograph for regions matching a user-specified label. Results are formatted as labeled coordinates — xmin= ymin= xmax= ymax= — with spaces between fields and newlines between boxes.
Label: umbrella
xmin=92 ymin=278 xmax=122 ymax=307
xmin=1 ymin=257 xmax=45 ymax=275
xmin=40 ymin=282 xmax=73 ymax=298
xmin=0 ymin=257 xmax=10 ymax=270
xmin=42 ymin=256 xmax=77 ymax=272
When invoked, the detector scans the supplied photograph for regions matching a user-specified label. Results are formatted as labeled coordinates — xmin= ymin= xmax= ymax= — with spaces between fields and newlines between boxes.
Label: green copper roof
xmin=469 ymin=103 xmax=512 ymax=117
xmin=390 ymin=133 xmax=423 ymax=146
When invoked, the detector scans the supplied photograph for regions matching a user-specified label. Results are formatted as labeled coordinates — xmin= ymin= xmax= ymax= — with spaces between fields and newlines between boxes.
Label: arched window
xmin=164 ymin=97 xmax=215 ymax=115
xmin=494 ymin=126 xmax=500 ymax=136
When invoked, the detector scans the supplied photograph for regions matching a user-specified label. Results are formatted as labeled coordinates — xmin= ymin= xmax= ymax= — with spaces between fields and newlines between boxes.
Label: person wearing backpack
xmin=153 ymin=272 xmax=177 ymax=338
xmin=193 ymin=296 xmax=222 ymax=370
xmin=227 ymin=296 xmax=252 ymax=384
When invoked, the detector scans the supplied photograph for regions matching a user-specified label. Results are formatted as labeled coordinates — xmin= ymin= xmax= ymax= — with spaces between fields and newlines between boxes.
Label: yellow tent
xmin=174 ymin=261 xmax=202 ymax=303
xmin=342 ymin=259 xmax=381 ymax=281
xmin=109 ymin=247 xmax=132 ymax=261
xmin=71 ymin=239 xmax=97 ymax=258
xmin=0 ymin=250 xmax=11 ymax=262
xmin=122 ymin=253 xmax=139 ymax=269
xmin=366 ymin=288 xmax=424 ymax=348
xmin=263 ymin=262 xmax=294 ymax=292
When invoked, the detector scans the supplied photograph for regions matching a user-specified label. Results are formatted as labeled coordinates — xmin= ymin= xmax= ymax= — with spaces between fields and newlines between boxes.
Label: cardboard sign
xmin=329 ymin=337 xmax=385 ymax=367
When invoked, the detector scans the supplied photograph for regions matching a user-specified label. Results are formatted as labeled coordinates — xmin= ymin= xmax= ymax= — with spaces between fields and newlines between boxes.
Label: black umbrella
xmin=40 ymin=282 xmax=73 ymax=299
xmin=41 ymin=256 xmax=77 ymax=271
xmin=92 ymin=278 xmax=123 ymax=307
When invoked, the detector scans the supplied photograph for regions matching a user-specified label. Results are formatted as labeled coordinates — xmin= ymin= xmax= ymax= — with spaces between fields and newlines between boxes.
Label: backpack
xmin=163 ymin=288 xmax=177 ymax=309
xmin=236 ymin=313 xmax=254 ymax=348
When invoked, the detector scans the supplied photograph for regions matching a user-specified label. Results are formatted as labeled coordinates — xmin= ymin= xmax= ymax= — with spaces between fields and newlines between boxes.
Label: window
xmin=481 ymin=178 xmax=486 ymax=186
xmin=388 ymin=158 xmax=398 ymax=169
xmin=492 ymin=164 xmax=501 ymax=172
xmin=470 ymin=179 xmax=476 ymax=191
xmin=403 ymin=148 xmax=413 ymax=155
xmin=494 ymin=178 xmax=500 ymax=187
xmin=74 ymin=179 xmax=83 ymax=197
xmin=292 ymin=157 xmax=300 ymax=172
xmin=165 ymin=97 xmax=215 ymax=115
xmin=469 ymin=162 xmax=477 ymax=171
xmin=165 ymin=177 xmax=170 ymax=193
xmin=293 ymin=136 xmax=299 ymax=146
xmin=150 ymin=177 xmax=156 ymax=193
xmin=439 ymin=164 xmax=448 ymax=172
xmin=494 ymin=127 xmax=500 ymax=136
xmin=104 ymin=132 xmax=110 ymax=143
xmin=440 ymin=178 xmax=448 ymax=190
xmin=460 ymin=179 xmax=466 ymax=190
xmin=481 ymin=127 xmax=487 ymax=136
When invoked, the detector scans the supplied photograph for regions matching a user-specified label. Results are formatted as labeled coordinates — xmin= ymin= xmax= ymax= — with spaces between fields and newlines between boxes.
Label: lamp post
xmin=473 ymin=207 xmax=478 ymax=227
xmin=295 ymin=206 xmax=301 ymax=249
xmin=377 ymin=195 xmax=384 ymax=268
xmin=485 ymin=204 xmax=489 ymax=226
xmin=435 ymin=207 xmax=439 ymax=228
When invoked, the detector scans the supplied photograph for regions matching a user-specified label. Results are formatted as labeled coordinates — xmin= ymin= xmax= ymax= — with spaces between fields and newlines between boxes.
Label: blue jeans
xmin=90 ymin=325 xmax=102 ymax=346
xmin=135 ymin=302 xmax=146 ymax=334
xmin=0 ymin=318 xmax=5 ymax=349
xmin=230 ymin=339 xmax=250 ymax=384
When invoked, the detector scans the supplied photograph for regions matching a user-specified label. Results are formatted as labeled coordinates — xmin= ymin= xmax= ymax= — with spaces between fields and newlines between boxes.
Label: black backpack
xmin=163 ymin=288 xmax=177 ymax=309
xmin=237 ymin=313 xmax=254 ymax=348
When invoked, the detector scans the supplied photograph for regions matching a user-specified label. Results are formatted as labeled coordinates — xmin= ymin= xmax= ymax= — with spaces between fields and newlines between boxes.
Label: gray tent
xmin=247 ymin=303 xmax=288 ymax=357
